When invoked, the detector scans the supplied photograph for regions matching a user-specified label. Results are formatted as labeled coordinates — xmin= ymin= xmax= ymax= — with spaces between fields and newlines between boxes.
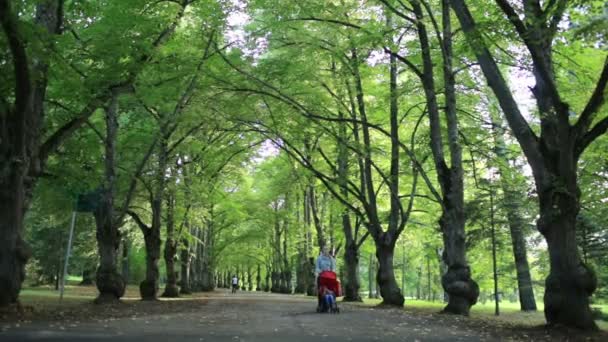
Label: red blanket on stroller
xmin=318 ymin=271 xmax=341 ymax=297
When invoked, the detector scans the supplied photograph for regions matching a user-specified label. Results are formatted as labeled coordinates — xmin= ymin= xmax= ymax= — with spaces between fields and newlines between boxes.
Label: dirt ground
xmin=1 ymin=290 xmax=605 ymax=341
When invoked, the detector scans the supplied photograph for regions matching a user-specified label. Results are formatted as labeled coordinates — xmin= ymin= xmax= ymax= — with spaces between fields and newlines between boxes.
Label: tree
xmin=450 ymin=0 xmax=608 ymax=329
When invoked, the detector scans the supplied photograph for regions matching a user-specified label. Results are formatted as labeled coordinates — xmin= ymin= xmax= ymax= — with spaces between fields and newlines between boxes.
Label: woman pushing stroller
xmin=315 ymin=246 xmax=341 ymax=313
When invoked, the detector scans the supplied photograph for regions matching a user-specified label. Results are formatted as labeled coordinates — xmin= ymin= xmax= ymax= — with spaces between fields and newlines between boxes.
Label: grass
xmin=358 ymin=297 xmax=608 ymax=330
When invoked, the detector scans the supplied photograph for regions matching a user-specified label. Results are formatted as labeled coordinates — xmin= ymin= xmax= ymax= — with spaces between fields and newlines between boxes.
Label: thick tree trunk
xmin=162 ymin=195 xmax=179 ymax=297
xmin=179 ymin=237 xmax=191 ymax=294
xmin=94 ymin=206 xmax=125 ymax=303
xmin=0 ymin=181 xmax=31 ymax=306
xmin=200 ymin=264 xmax=215 ymax=291
xmin=0 ymin=0 xmax=61 ymax=307
xmin=375 ymin=239 xmax=404 ymax=306
xmin=449 ymin=0 xmax=603 ymax=329
xmin=80 ymin=268 xmax=95 ymax=286
xmin=94 ymin=94 xmax=125 ymax=303
xmin=440 ymin=210 xmax=479 ymax=315
xmin=343 ymin=240 xmax=362 ymax=301
xmin=539 ymin=182 xmax=597 ymax=330
xmin=162 ymin=243 xmax=179 ymax=297
xmin=141 ymin=227 xmax=161 ymax=300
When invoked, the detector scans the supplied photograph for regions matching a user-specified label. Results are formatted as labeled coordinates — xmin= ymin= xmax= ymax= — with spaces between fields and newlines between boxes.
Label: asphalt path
xmin=0 ymin=290 xmax=509 ymax=341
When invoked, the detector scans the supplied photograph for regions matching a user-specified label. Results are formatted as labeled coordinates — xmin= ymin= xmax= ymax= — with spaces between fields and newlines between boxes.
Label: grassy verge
xmin=357 ymin=298 xmax=608 ymax=330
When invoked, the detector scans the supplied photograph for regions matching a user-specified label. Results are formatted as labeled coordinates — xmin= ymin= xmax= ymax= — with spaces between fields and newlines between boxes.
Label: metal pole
xmin=60 ymin=211 xmax=77 ymax=301
xmin=490 ymin=189 xmax=499 ymax=316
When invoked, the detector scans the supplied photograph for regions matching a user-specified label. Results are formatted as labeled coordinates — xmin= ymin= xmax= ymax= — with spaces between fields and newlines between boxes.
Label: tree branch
xmin=126 ymin=209 xmax=151 ymax=233
xmin=0 ymin=0 xmax=32 ymax=116
xmin=575 ymin=56 xmax=608 ymax=138
xmin=38 ymin=96 xmax=109 ymax=167
xmin=577 ymin=117 xmax=608 ymax=158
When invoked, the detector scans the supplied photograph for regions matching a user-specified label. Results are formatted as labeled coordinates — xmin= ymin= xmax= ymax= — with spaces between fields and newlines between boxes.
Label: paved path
xmin=0 ymin=291 xmax=503 ymax=341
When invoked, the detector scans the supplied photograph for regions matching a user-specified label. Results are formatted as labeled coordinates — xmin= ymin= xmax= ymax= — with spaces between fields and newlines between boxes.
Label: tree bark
xmin=342 ymin=238 xmax=362 ymax=301
xmin=162 ymin=193 xmax=179 ymax=297
xmin=121 ymin=238 xmax=130 ymax=283
xmin=179 ymin=235 xmax=191 ymax=294
xmin=0 ymin=0 xmax=61 ymax=307
xmin=489 ymin=110 xmax=537 ymax=311
xmin=247 ymin=266 xmax=253 ymax=291
xmin=94 ymin=93 xmax=125 ymax=304
xmin=402 ymin=0 xmax=478 ymax=314
xmin=80 ymin=268 xmax=95 ymax=286
xmin=540 ymin=177 xmax=597 ymax=329
xmin=375 ymin=237 xmax=403 ymax=306
xmin=140 ymin=225 xmax=161 ymax=300
xmin=256 ymin=264 xmax=262 ymax=291
xmin=450 ymin=0 xmax=603 ymax=329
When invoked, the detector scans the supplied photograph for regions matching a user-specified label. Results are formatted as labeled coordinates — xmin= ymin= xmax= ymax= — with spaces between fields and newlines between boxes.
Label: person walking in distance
xmin=231 ymin=275 xmax=239 ymax=293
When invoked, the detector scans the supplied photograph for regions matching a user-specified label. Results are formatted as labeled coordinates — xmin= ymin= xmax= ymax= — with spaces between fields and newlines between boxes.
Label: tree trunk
xmin=305 ymin=257 xmax=315 ymax=295
xmin=504 ymin=190 xmax=537 ymax=311
xmin=94 ymin=205 xmax=125 ymax=303
xmin=343 ymin=240 xmax=362 ymax=301
xmin=80 ymin=268 xmax=95 ymax=286
xmin=179 ymin=236 xmax=191 ymax=294
xmin=294 ymin=253 xmax=307 ymax=293
xmin=256 ymin=264 xmax=262 ymax=291
xmin=308 ymin=185 xmax=327 ymax=250
xmin=94 ymin=94 xmax=125 ymax=303
xmin=247 ymin=267 xmax=253 ymax=291
xmin=139 ymin=134 xmax=169 ymax=300
xmin=0 ymin=173 xmax=32 ymax=306
xmin=0 ymin=1 xmax=61 ymax=307
xmin=375 ymin=239 xmax=403 ymax=306
xmin=368 ymin=253 xmax=374 ymax=299
xmin=427 ymin=254 xmax=432 ymax=301
xmin=540 ymin=182 xmax=597 ymax=330
xmin=121 ymin=238 xmax=130 ymax=283
xmin=489 ymin=108 xmax=537 ymax=311
xmin=416 ymin=264 xmax=422 ymax=300
xmin=440 ymin=210 xmax=479 ymax=315
xmin=449 ymin=0 xmax=602 ymax=329
xmin=141 ymin=227 xmax=161 ymax=300
xmin=162 ymin=194 xmax=179 ymax=297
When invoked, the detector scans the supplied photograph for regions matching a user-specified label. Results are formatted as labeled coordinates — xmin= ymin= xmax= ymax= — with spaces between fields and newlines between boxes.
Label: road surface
xmin=0 ymin=290 xmax=566 ymax=341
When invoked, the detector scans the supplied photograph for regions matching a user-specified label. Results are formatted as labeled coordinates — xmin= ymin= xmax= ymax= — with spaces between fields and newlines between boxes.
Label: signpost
xmin=59 ymin=190 xmax=100 ymax=301
xmin=59 ymin=212 xmax=77 ymax=301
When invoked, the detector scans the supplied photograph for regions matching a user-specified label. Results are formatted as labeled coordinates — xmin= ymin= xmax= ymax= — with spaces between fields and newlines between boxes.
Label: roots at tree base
xmin=140 ymin=279 xmax=158 ymax=300
xmin=94 ymin=270 xmax=125 ymax=304
xmin=544 ymin=263 xmax=598 ymax=330
xmin=162 ymin=284 xmax=180 ymax=298
xmin=441 ymin=265 xmax=479 ymax=315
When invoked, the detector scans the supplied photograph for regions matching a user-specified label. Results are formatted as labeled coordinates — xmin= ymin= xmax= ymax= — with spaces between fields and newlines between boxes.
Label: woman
xmin=315 ymin=246 xmax=336 ymax=311
xmin=315 ymin=246 xmax=336 ymax=277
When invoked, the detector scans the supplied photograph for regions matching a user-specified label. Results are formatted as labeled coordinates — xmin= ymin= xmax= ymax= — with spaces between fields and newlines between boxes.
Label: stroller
xmin=316 ymin=270 xmax=341 ymax=314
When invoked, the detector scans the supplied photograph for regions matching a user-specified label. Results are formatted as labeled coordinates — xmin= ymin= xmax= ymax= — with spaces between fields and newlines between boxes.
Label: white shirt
xmin=232 ymin=277 xmax=238 ymax=285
